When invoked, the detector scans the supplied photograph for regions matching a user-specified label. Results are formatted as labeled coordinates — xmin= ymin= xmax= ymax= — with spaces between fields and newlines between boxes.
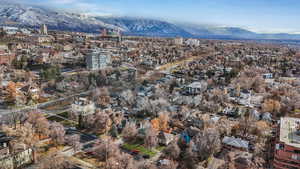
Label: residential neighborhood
xmin=0 ymin=4 xmax=300 ymax=169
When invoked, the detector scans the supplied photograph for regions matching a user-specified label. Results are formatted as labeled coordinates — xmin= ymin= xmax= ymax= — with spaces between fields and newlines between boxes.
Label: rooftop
xmin=280 ymin=117 xmax=300 ymax=148
xmin=187 ymin=82 xmax=203 ymax=88
xmin=222 ymin=136 xmax=249 ymax=149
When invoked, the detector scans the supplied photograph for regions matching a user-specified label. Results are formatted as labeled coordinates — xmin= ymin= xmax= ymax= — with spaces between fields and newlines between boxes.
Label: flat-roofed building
xmin=86 ymin=48 xmax=111 ymax=70
xmin=273 ymin=117 xmax=300 ymax=169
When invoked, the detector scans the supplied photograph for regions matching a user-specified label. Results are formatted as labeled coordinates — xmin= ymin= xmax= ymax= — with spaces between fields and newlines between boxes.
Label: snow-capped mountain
xmin=0 ymin=1 xmax=190 ymax=36
xmin=1 ymin=1 xmax=300 ymax=40
xmin=0 ymin=2 xmax=120 ymax=32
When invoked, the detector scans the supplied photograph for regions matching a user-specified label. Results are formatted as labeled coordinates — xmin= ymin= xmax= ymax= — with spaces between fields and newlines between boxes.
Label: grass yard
xmin=122 ymin=143 xmax=157 ymax=157
xmin=156 ymin=146 xmax=166 ymax=151
xmin=47 ymin=115 xmax=64 ymax=122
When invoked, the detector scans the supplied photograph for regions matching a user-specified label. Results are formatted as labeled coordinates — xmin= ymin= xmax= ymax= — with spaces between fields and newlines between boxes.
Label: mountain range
xmin=1 ymin=1 xmax=300 ymax=40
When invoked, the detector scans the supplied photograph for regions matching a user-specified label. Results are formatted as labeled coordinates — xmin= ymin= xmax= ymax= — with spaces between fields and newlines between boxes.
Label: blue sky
xmin=13 ymin=0 xmax=300 ymax=33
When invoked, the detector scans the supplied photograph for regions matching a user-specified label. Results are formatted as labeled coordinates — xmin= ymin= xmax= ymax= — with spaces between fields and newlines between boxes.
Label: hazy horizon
xmin=2 ymin=0 xmax=300 ymax=34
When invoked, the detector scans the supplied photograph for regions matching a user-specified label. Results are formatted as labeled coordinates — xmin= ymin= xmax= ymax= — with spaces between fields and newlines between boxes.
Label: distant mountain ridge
xmin=0 ymin=1 xmax=300 ymax=40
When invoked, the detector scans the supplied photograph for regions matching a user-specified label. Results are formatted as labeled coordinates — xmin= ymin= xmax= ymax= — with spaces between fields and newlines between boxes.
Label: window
xmin=291 ymin=154 xmax=300 ymax=160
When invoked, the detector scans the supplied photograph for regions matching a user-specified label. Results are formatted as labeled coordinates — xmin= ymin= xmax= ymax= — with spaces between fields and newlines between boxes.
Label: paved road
xmin=0 ymin=90 xmax=93 ymax=116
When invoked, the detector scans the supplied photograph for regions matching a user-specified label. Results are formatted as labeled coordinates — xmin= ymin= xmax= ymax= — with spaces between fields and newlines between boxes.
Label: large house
xmin=0 ymin=131 xmax=34 ymax=169
xmin=184 ymin=81 xmax=207 ymax=95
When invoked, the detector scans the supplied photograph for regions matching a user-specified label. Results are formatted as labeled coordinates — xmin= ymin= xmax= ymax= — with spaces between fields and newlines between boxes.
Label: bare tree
xmin=37 ymin=153 xmax=72 ymax=169
xmin=144 ymin=125 xmax=158 ymax=149
xmin=35 ymin=117 xmax=50 ymax=139
xmin=93 ymin=110 xmax=111 ymax=133
xmin=16 ymin=123 xmax=38 ymax=149
xmin=120 ymin=89 xmax=136 ymax=106
xmin=262 ymin=99 xmax=281 ymax=115
xmin=122 ymin=122 xmax=138 ymax=143
xmin=26 ymin=111 xmax=50 ymax=138
xmin=190 ymin=128 xmax=221 ymax=162
xmin=27 ymin=111 xmax=45 ymax=129
xmin=163 ymin=139 xmax=181 ymax=160
xmin=49 ymin=122 xmax=65 ymax=146
xmin=65 ymin=134 xmax=81 ymax=152
xmin=138 ymin=162 xmax=158 ymax=169
xmin=106 ymin=153 xmax=137 ymax=169
xmin=93 ymin=137 xmax=120 ymax=161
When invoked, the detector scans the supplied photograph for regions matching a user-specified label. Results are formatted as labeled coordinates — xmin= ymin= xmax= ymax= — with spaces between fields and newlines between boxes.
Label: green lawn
xmin=47 ymin=115 xmax=64 ymax=122
xmin=57 ymin=112 xmax=69 ymax=118
xmin=122 ymin=143 xmax=157 ymax=157
xmin=156 ymin=146 xmax=166 ymax=151
xmin=61 ymin=120 xmax=77 ymax=127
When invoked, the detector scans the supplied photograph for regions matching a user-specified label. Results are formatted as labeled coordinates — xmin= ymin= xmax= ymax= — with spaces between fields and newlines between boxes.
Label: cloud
xmin=50 ymin=0 xmax=79 ymax=4
xmin=71 ymin=2 xmax=113 ymax=16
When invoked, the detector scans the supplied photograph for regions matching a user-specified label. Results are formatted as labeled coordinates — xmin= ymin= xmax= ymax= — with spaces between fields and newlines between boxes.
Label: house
xmin=71 ymin=97 xmax=96 ymax=116
xmin=222 ymin=136 xmax=249 ymax=151
xmin=227 ymin=151 xmax=254 ymax=169
xmin=249 ymin=109 xmax=261 ymax=121
xmin=63 ymin=44 xmax=73 ymax=51
xmin=262 ymin=73 xmax=273 ymax=79
xmin=158 ymin=131 xmax=174 ymax=146
xmin=184 ymin=81 xmax=207 ymax=95
xmin=174 ymin=37 xmax=184 ymax=45
xmin=0 ymin=131 xmax=33 ymax=169
xmin=19 ymin=83 xmax=40 ymax=101
xmin=273 ymin=117 xmax=300 ymax=169
xmin=71 ymin=97 xmax=96 ymax=128
xmin=0 ymin=148 xmax=33 ymax=169
xmin=262 ymin=112 xmax=272 ymax=122
xmin=28 ymin=35 xmax=54 ymax=43
xmin=221 ymin=106 xmax=242 ymax=118
xmin=0 ymin=132 xmax=12 ymax=157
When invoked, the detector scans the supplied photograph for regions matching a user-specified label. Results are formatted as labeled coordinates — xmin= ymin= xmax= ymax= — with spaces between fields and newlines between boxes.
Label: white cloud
xmin=45 ymin=0 xmax=114 ymax=16
xmin=50 ymin=0 xmax=79 ymax=4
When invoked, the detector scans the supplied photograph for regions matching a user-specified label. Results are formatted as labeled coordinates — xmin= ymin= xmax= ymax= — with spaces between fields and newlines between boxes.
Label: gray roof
xmin=222 ymin=136 xmax=249 ymax=149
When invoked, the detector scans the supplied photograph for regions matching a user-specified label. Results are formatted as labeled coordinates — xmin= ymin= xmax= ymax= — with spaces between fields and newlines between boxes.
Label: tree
xmin=5 ymin=81 xmax=17 ymax=104
xmin=163 ymin=139 xmax=181 ymax=160
xmin=138 ymin=162 xmax=158 ymax=169
xmin=27 ymin=111 xmax=50 ymax=138
xmin=120 ymin=90 xmax=136 ymax=106
xmin=150 ymin=98 xmax=170 ymax=117
xmin=41 ymin=65 xmax=61 ymax=80
xmin=144 ymin=125 xmax=158 ymax=149
xmin=93 ymin=110 xmax=111 ymax=133
xmin=37 ymin=154 xmax=72 ymax=169
xmin=106 ymin=153 xmax=137 ymax=169
xmin=151 ymin=113 xmax=170 ymax=132
xmin=49 ymin=122 xmax=65 ymax=146
xmin=190 ymin=128 xmax=221 ymax=162
xmin=122 ymin=122 xmax=138 ymax=143
xmin=109 ymin=124 xmax=118 ymax=138
xmin=93 ymin=137 xmax=120 ymax=161
xmin=16 ymin=123 xmax=38 ymax=149
xmin=262 ymin=99 xmax=281 ymax=115
xmin=66 ymin=134 xmax=81 ymax=152
xmin=232 ymin=112 xmax=254 ymax=138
